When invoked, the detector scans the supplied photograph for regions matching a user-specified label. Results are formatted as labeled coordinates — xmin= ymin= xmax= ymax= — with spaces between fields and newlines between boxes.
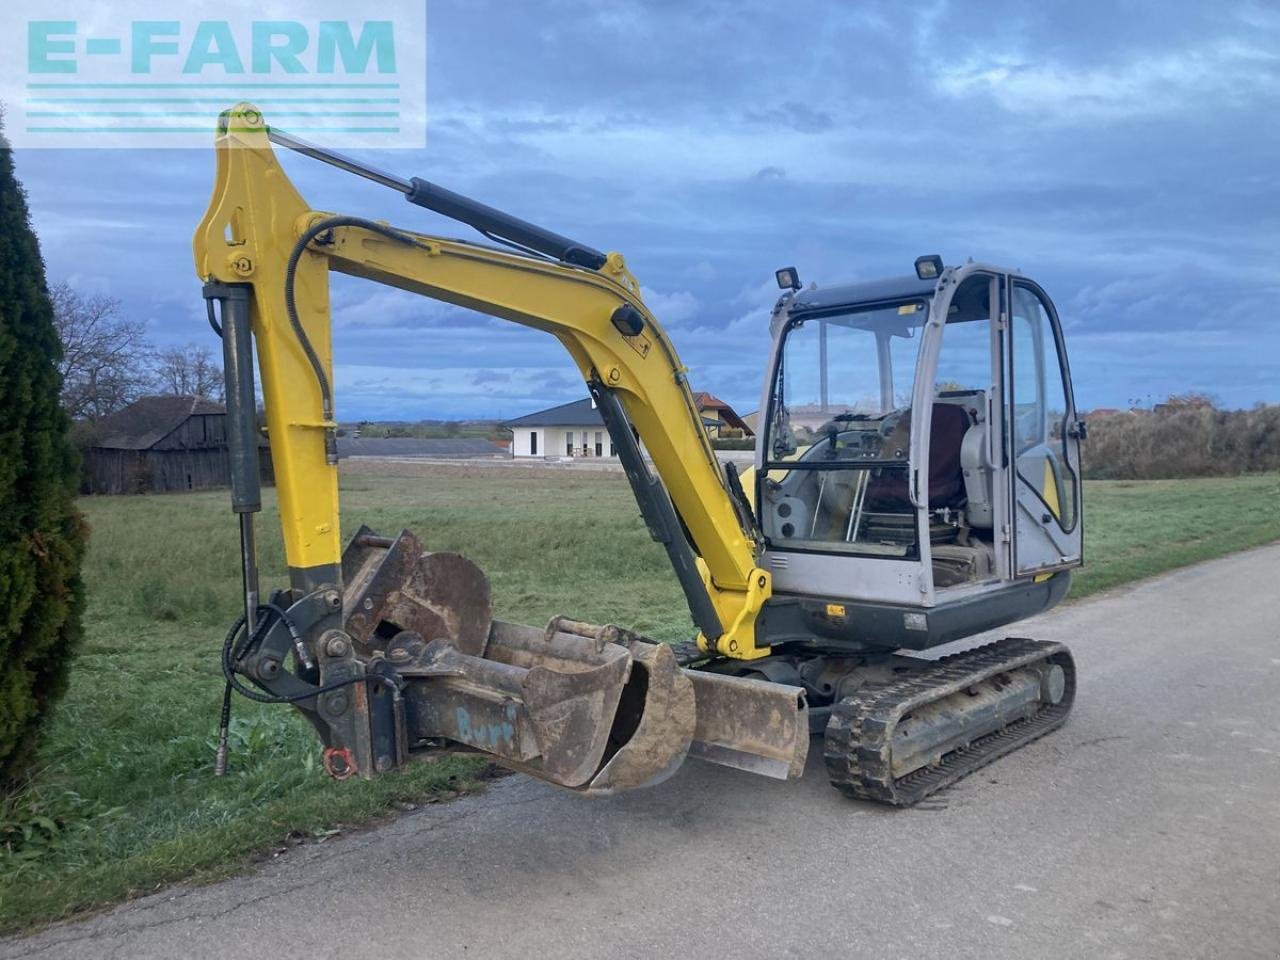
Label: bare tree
xmin=152 ymin=343 xmax=224 ymax=401
xmin=50 ymin=282 xmax=153 ymax=420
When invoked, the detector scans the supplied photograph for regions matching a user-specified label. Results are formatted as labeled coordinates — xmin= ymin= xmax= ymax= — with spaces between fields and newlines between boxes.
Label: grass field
xmin=2 ymin=467 xmax=1278 ymax=932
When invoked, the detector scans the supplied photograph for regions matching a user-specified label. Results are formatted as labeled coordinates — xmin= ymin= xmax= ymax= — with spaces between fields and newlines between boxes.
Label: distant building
xmin=503 ymin=397 xmax=614 ymax=459
xmin=504 ymin=390 xmax=754 ymax=458
xmin=691 ymin=392 xmax=753 ymax=437
xmin=81 ymin=395 xmax=273 ymax=495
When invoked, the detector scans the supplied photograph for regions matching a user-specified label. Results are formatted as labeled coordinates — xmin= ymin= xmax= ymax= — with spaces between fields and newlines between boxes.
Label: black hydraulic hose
xmin=220 ymin=606 xmax=376 ymax=706
xmin=282 ymin=216 xmax=419 ymax=457
xmin=213 ymin=603 xmax=386 ymax=774
xmin=206 ymin=298 xmax=223 ymax=337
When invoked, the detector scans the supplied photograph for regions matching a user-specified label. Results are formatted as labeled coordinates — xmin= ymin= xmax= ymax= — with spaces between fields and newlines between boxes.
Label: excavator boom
xmin=197 ymin=105 xmax=772 ymax=659
xmin=195 ymin=105 xmax=806 ymax=791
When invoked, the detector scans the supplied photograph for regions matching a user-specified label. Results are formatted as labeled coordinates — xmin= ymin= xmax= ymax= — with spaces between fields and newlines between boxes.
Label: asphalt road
xmin=5 ymin=545 xmax=1279 ymax=960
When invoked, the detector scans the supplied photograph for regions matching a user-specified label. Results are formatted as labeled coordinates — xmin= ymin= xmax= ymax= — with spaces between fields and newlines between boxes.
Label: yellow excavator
xmin=195 ymin=104 xmax=1084 ymax=805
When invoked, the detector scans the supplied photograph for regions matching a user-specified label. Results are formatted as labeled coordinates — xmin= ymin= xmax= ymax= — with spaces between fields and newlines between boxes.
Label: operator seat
xmin=866 ymin=403 xmax=970 ymax=509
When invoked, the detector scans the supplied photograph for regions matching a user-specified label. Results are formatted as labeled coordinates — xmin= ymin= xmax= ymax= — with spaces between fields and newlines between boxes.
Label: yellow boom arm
xmin=194 ymin=105 xmax=770 ymax=659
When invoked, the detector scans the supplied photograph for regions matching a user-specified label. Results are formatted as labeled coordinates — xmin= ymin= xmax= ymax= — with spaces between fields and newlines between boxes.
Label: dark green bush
xmin=0 ymin=120 xmax=87 ymax=788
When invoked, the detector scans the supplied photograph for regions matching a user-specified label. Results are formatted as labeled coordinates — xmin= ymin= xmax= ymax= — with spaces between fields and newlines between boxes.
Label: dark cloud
xmin=471 ymin=370 xmax=513 ymax=386
xmin=743 ymin=104 xmax=834 ymax=134
xmin=13 ymin=0 xmax=1279 ymax=417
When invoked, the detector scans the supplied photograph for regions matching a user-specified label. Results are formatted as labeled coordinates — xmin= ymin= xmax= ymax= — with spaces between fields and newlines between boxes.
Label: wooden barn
xmin=81 ymin=395 xmax=273 ymax=495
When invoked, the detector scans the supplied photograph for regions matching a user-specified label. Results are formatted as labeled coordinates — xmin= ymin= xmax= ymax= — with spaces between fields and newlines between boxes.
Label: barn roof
xmin=503 ymin=397 xmax=603 ymax=428
xmin=94 ymin=396 xmax=225 ymax=450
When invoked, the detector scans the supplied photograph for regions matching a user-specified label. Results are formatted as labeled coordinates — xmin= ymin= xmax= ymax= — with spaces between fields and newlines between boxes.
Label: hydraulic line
xmin=282 ymin=216 xmax=419 ymax=463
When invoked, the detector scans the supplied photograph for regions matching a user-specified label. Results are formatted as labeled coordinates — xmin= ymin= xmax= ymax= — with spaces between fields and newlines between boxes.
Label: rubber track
xmin=823 ymin=637 xmax=1076 ymax=806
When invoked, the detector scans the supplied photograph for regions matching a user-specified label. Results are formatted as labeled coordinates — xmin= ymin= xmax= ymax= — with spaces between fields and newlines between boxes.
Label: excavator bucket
xmin=331 ymin=529 xmax=805 ymax=792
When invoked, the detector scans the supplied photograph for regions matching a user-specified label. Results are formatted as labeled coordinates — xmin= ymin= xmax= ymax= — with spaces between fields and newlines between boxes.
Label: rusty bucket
xmin=334 ymin=528 xmax=805 ymax=793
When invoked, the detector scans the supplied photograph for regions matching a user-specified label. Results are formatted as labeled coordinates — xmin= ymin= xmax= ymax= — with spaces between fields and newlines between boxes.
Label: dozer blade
xmin=685 ymin=671 xmax=809 ymax=780
xmin=334 ymin=528 xmax=807 ymax=793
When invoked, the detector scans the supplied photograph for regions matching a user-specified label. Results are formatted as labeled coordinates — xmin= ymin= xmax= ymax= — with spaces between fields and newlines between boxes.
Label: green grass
xmin=1 ymin=469 xmax=1277 ymax=933
xmin=1070 ymin=474 xmax=1280 ymax=598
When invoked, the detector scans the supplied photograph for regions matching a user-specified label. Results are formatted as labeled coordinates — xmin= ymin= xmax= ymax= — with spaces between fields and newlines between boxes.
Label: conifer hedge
xmin=0 ymin=119 xmax=87 ymax=788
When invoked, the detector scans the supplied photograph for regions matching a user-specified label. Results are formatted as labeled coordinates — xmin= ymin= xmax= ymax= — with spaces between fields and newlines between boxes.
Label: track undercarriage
xmin=821 ymin=638 xmax=1074 ymax=804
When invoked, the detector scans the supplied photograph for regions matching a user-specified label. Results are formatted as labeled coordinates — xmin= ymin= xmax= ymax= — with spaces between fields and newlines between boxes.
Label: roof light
xmin=914 ymin=255 xmax=944 ymax=280
xmin=775 ymin=266 xmax=801 ymax=291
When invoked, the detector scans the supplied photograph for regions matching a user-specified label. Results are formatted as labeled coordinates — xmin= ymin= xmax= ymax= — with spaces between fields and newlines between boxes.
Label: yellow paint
xmin=738 ymin=465 xmax=757 ymax=508
xmin=193 ymin=106 xmax=339 ymax=572
xmin=1042 ymin=458 xmax=1061 ymax=520
xmin=194 ymin=104 xmax=771 ymax=657
xmin=694 ymin=560 xmax=771 ymax=659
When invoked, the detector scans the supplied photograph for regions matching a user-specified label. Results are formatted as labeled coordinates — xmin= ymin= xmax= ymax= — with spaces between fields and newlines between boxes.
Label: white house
xmin=503 ymin=397 xmax=617 ymax=459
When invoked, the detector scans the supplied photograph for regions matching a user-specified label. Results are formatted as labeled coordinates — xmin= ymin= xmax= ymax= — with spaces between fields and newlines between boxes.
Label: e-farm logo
xmin=2 ymin=1 xmax=426 ymax=148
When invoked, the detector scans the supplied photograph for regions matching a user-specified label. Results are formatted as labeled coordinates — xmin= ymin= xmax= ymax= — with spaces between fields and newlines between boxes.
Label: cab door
xmin=1005 ymin=279 xmax=1083 ymax=574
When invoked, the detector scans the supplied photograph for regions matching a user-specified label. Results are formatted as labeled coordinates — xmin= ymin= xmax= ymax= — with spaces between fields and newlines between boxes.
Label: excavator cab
xmin=755 ymin=264 xmax=1084 ymax=651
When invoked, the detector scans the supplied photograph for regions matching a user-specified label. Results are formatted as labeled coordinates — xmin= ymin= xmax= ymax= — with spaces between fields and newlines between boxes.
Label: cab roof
xmin=787 ymin=274 xmax=939 ymax=315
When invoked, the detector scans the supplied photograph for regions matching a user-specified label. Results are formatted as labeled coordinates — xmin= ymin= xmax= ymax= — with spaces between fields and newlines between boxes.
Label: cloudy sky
xmin=14 ymin=0 xmax=1280 ymax=419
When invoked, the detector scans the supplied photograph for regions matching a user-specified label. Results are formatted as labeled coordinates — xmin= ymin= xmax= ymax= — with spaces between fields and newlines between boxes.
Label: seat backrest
xmin=866 ymin=403 xmax=971 ymax=510
xmin=926 ymin=403 xmax=970 ymax=507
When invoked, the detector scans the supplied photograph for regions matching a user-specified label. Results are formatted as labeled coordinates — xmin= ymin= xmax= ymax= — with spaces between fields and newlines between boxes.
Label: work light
xmin=775 ymin=266 xmax=801 ymax=290
xmin=914 ymin=255 xmax=944 ymax=280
